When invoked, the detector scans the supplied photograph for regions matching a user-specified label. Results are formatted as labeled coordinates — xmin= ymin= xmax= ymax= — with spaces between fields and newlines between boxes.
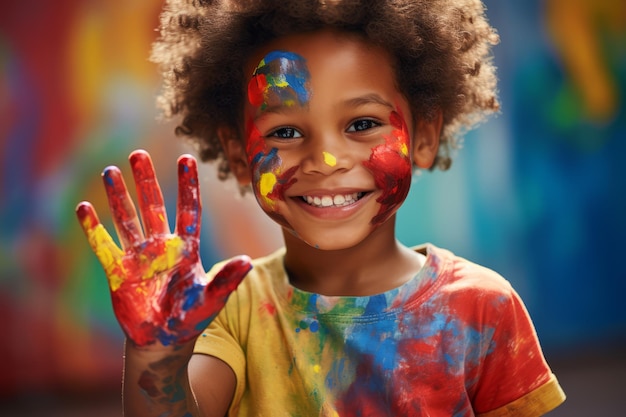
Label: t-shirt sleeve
xmin=193 ymin=262 xmax=248 ymax=416
xmin=472 ymin=284 xmax=566 ymax=416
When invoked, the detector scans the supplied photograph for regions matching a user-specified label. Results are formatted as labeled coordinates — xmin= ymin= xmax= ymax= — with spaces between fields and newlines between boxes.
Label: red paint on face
xmin=363 ymin=110 xmax=412 ymax=226
xmin=245 ymin=118 xmax=298 ymax=229
xmin=245 ymin=119 xmax=267 ymax=168
xmin=248 ymin=73 xmax=268 ymax=108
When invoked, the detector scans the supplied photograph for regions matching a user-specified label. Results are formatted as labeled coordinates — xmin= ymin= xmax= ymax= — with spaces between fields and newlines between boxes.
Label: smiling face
xmin=235 ymin=29 xmax=437 ymax=251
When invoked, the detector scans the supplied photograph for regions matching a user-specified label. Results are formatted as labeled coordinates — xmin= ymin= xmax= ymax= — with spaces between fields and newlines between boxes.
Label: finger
xmin=75 ymin=201 xmax=126 ymax=291
xmin=175 ymin=154 xmax=202 ymax=239
xmin=129 ymin=150 xmax=170 ymax=237
xmin=206 ymin=255 xmax=253 ymax=302
xmin=102 ymin=165 xmax=145 ymax=250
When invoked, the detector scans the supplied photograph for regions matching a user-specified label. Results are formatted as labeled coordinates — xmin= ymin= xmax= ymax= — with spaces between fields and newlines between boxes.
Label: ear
xmin=412 ymin=110 xmax=443 ymax=169
xmin=217 ymin=127 xmax=251 ymax=186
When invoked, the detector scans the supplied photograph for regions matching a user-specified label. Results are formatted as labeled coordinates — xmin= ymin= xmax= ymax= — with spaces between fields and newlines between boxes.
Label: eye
xmin=347 ymin=119 xmax=381 ymax=132
xmin=268 ymin=127 xmax=303 ymax=139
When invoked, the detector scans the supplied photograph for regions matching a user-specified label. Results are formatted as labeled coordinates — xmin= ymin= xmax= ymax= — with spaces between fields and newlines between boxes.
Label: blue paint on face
xmin=253 ymin=50 xmax=311 ymax=108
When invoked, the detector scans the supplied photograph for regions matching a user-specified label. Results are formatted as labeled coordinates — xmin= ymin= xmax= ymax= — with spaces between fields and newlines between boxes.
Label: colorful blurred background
xmin=1 ymin=0 xmax=624 ymax=415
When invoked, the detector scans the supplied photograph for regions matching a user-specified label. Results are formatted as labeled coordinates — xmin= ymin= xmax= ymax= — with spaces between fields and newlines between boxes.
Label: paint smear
xmin=245 ymin=120 xmax=298 ymax=228
xmin=248 ymin=50 xmax=311 ymax=110
xmin=362 ymin=110 xmax=412 ymax=226
xmin=323 ymin=151 xmax=337 ymax=167
xmin=77 ymin=154 xmax=252 ymax=347
xmin=245 ymin=50 xmax=312 ymax=229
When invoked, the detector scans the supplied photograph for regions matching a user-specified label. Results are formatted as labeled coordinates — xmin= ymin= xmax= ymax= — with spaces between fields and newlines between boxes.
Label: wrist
xmin=123 ymin=338 xmax=198 ymax=415
xmin=124 ymin=337 xmax=196 ymax=361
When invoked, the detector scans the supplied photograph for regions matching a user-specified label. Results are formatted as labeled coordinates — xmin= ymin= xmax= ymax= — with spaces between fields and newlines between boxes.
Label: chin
xmin=295 ymin=230 xmax=374 ymax=252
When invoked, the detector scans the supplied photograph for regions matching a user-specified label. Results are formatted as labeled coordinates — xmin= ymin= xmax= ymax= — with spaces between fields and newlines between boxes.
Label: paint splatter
xmin=248 ymin=50 xmax=311 ymax=110
xmin=362 ymin=110 xmax=412 ymax=226
xmin=245 ymin=120 xmax=298 ymax=228
xmin=323 ymin=151 xmax=337 ymax=167
xmin=245 ymin=50 xmax=313 ymax=229
xmin=275 ymin=248 xmax=510 ymax=415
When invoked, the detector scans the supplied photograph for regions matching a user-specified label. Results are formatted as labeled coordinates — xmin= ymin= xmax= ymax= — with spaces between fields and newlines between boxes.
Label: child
xmin=76 ymin=0 xmax=566 ymax=416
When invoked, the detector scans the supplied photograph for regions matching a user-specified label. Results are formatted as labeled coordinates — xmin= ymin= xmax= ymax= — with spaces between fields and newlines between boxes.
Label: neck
xmin=282 ymin=218 xmax=423 ymax=296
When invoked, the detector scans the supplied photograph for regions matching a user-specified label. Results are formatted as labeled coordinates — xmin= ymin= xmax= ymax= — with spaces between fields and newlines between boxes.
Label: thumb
xmin=206 ymin=255 xmax=253 ymax=302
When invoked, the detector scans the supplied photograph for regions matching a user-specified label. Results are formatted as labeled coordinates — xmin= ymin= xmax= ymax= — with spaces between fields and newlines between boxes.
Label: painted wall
xmin=0 ymin=0 xmax=624 ymax=400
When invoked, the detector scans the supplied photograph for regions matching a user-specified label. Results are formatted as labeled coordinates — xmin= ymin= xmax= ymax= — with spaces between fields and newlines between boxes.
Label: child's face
xmin=241 ymin=29 xmax=421 ymax=250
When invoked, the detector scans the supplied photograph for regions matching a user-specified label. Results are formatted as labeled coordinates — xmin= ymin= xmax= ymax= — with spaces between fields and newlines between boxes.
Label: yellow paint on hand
xmin=140 ymin=236 xmax=185 ymax=280
xmin=322 ymin=151 xmax=337 ymax=167
xmin=84 ymin=221 xmax=124 ymax=291
xmin=312 ymin=364 xmax=321 ymax=373
xmin=83 ymin=217 xmax=185 ymax=291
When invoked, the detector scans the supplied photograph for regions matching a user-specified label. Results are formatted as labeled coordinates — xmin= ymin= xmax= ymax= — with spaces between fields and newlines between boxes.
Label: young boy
xmin=76 ymin=0 xmax=566 ymax=416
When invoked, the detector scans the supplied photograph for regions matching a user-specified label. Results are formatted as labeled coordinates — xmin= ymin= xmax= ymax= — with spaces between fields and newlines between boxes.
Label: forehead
xmin=244 ymin=28 xmax=397 ymax=88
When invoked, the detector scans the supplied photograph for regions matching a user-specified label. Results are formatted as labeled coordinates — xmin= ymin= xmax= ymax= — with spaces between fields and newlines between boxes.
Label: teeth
xmin=303 ymin=193 xmax=363 ymax=208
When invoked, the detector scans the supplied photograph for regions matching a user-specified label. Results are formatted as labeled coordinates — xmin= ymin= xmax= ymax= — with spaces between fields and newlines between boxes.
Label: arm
xmin=122 ymin=343 xmax=236 ymax=417
xmin=76 ymin=150 xmax=251 ymax=417
xmin=473 ymin=285 xmax=565 ymax=416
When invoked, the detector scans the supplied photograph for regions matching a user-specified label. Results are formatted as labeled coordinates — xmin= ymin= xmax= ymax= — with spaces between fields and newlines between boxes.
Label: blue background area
xmin=398 ymin=0 xmax=626 ymax=354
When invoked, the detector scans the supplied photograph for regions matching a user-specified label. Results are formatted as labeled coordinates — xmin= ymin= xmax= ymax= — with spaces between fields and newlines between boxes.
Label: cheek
xmin=245 ymin=121 xmax=298 ymax=214
xmin=363 ymin=110 xmax=412 ymax=225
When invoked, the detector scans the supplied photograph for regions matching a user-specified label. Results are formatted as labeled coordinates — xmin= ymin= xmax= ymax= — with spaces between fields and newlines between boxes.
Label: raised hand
xmin=76 ymin=150 xmax=252 ymax=347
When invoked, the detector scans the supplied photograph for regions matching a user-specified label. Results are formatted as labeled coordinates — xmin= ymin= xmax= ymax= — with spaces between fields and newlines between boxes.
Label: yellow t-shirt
xmin=195 ymin=245 xmax=565 ymax=416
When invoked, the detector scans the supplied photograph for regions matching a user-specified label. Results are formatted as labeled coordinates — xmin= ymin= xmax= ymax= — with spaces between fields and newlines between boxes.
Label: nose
xmin=300 ymin=133 xmax=354 ymax=176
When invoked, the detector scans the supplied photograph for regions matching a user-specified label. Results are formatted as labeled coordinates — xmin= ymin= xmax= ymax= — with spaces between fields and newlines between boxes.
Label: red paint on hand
xmin=76 ymin=150 xmax=252 ymax=347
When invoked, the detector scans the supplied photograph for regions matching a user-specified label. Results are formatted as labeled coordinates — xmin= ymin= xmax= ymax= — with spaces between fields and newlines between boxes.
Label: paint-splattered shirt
xmin=196 ymin=245 xmax=565 ymax=416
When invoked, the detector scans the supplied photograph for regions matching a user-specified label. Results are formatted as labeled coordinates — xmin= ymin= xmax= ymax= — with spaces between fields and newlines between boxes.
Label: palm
xmin=76 ymin=150 xmax=251 ymax=347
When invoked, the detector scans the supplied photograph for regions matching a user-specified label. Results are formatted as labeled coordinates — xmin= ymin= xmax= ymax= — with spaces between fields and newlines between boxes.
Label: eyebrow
xmin=344 ymin=93 xmax=395 ymax=110
xmin=253 ymin=104 xmax=301 ymax=123
xmin=253 ymin=93 xmax=395 ymax=119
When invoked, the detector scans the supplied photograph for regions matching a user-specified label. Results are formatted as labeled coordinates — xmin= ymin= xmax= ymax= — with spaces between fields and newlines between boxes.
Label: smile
xmin=301 ymin=192 xmax=365 ymax=208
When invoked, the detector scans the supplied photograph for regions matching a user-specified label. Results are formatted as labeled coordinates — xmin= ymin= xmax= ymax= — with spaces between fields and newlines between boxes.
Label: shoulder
xmin=424 ymin=244 xmax=516 ymax=297
xmin=417 ymin=244 xmax=529 ymax=323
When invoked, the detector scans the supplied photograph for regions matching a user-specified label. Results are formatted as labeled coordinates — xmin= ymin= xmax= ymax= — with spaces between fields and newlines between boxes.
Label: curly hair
xmin=151 ymin=0 xmax=500 ymax=179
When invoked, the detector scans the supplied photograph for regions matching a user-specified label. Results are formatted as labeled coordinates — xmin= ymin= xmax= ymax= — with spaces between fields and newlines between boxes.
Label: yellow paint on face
xmin=322 ymin=151 xmax=337 ymax=167
xmin=260 ymin=172 xmax=278 ymax=205
xmin=400 ymin=143 xmax=408 ymax=156
xmin=273 ymin=76 xmax=289 ymax=88
xmin=312 ymin=364 xmax=321 ymax=373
